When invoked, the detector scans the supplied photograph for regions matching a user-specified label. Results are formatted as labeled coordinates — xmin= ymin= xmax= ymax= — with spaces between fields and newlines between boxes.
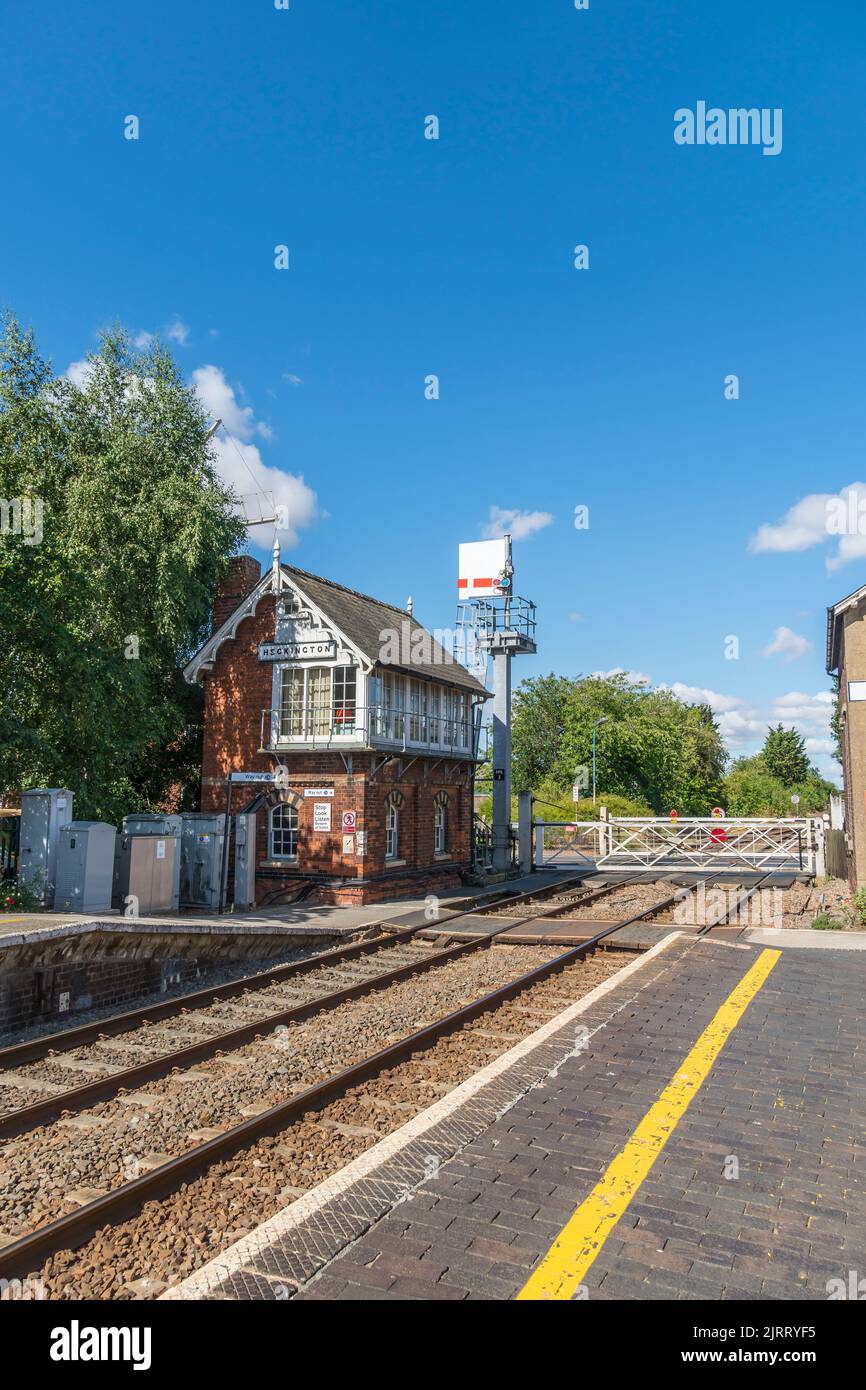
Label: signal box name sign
xmin=259 ymin=640 xmax=336 ymax=662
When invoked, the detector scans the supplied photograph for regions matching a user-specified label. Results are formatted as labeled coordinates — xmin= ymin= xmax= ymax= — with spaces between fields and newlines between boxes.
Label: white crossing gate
xmin=533 ymin=817 xmax=822 ymax=875
xmin=598 ymin=817 xmax=817 ymax=873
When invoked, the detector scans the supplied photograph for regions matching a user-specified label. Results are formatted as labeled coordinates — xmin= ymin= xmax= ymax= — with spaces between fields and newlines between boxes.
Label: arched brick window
xmin=270 ymin=792 xmax=301 ymax=860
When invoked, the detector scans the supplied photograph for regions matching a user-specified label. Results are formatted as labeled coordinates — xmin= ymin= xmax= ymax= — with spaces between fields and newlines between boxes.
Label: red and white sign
xmin=341 ymin=810 xmax=357 ymax=833
xmin=458 ymin=538 xmax=508 ymax=597
xmin=711 ymin=806 xmax=725 ymax=818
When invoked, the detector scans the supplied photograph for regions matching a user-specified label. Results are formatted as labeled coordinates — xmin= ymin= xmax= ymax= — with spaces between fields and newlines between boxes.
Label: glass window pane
xmin=308 ymin=667 xmax=331 ymax=736
xmin=333 ymin=666 xmax=357 ymax=732
xmin=271 ymin=803 xmax=298 ymax=859
xmin=280 ymin=669 xmax=304 ymax=737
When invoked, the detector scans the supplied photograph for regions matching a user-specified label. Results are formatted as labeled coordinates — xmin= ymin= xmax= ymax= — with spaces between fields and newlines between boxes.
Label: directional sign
xmin=230 ymin=772 xmax=277 ymax=784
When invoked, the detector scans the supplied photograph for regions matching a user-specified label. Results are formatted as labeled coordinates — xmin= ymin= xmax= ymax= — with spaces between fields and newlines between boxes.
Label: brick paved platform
xmin=164 ymin=931 xmax=866 ymax=1302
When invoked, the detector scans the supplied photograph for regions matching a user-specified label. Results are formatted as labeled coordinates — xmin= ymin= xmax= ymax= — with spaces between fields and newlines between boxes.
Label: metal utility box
xmin=233 ymin=813 xmax=257 ymax=910
xmin=54 ymin=822 xmax=117 ymax=913
xmin=180 ymin=813 xmax=226 ymax=910
xmin=19 ymin=788 xmax=74 ymax=907
xmin=113 ymin=814 xmax=181 ymax=914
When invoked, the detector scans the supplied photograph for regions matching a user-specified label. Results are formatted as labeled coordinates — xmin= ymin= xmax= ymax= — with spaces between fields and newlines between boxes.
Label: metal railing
xmin=456 ymin=596 xmax=537 ymax=651
xmin=260 ymin=703 xmax=473 ymax=755
xmin=473 ymin=815 xmax=519 ymax=871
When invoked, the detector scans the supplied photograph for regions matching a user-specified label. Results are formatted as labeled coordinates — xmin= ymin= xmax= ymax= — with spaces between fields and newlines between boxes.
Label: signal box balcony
xmin=457 ymin=596 xmax=537 ymax=655
xmin=259 ymin=703 xmax=476 ymax=759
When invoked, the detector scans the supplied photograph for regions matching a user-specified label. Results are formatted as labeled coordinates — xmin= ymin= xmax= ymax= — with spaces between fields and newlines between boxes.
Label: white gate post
xmin=598 ymin=804 xmax=609 ymax=861
xmin=534 ymin=816 xmax=544 ymax=867
xmin=815 ymin=816 xmax=826 ymax=878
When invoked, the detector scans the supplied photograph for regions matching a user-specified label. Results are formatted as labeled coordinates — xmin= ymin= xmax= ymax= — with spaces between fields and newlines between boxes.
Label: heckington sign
xmin=259 ymin=639 xmax=336 ymax=662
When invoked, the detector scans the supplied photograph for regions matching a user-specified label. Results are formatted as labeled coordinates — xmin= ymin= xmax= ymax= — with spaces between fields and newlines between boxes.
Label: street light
xmin=592 ymin=717 xmax=609 ymax=806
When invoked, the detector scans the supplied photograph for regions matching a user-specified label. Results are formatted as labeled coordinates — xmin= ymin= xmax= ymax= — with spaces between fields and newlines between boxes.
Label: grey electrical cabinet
xmin=54 ymin=822 xmax=117 ymax=913
xmin=113 ymin=813 xmax=182 ymax=914
xmin=180 ymin=813 xmax=226 ymax=910
xmin=19 ymin=788 xmax=74 ymax=907
xmin=234 ymin=813 xmax=257 ymax=911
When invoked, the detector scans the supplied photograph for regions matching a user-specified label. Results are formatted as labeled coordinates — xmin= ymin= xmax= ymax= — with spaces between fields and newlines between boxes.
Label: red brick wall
xmin=199 ymin=586 xmax=474 ymax=903
xmin=212 ymin=556 xmax=263 ymax=633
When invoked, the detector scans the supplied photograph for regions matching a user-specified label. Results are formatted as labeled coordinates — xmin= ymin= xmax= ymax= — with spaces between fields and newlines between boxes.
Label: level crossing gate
xmin=533 ymin=816 xmax=822 ymax=875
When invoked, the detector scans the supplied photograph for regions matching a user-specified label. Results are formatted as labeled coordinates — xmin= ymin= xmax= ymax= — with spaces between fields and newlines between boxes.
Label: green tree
xmin=761 ymin=724 xmax=810 ymax=786
xmin=511 ymin=674 xmax=576 ymax=792
xmin=512 ymin=672 xmax=727 ymax=813
xmin=0 ymin=315 xmax=245 ymax=821
xmin=830 ymin=675 xmax=842 ymax=763
xmin=724 ymin=755 xmax=834 ymax=816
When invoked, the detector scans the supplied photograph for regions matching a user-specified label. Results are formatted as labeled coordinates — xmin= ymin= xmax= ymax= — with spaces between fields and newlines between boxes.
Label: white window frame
xmin=386 ymin=801 xmax=399 ymax=860
xmin=434 ymin=800 xmax=446 ymax=854
xmin=270 ymin=802 xmax=299 ymax=860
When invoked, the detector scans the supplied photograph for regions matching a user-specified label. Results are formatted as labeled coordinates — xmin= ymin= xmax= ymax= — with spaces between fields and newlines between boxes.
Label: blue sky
xmin=3 ymin=0 xmax=862 ymax=779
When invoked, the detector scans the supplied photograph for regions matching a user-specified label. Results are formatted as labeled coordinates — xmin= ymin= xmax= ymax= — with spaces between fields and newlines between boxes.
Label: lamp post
xmin=592 ymin=717 xmax=609 ymax=806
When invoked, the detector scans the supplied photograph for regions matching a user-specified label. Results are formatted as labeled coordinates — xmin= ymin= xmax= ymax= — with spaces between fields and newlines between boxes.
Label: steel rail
xmin=0 ymin=872 xmax=723 ymax=1281
xmin=695 ymin=871 xmax=778 ymax=936
xmin=0 ymin=873 xmax=606 ymax=1069
xmin=0 ymin=873 xmax=634 ymax=1138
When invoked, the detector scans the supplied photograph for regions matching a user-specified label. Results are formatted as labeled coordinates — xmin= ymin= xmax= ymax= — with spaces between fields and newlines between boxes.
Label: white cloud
xmin=133 ymin=330 xmax=154 ymax=349
xmin=283 ymin=373 xmax=303 ymax=386
xmin=595 ymin=667 xmax=651 ymax=686
xmin=481 ymin=505 xmax=554 ymax=542
xmin=192 ymin=364 xmax=272 ymax=442
xmin=805 ymin=737 xmax=836 ymax=756
xmin=165 ymin=317 xmax=190 ymax=347
xmin=748 ymin=482 xmax=866 ymax=571
xmin=65 ymin=358 xmax=93 ymax=388
xmin=192 ymin=364 xmax=318 ymax=548
xmin=762 ymin=626 xmax=812 ymax=662
xmin=208 ymin=434 xmax=317 ymax=546
xmin=662 ymin=682 xmax=745 ymax=713
xmin=770 ymin=689 xmax=834 ymax=723
xmin=658 ymin=683 xmax=767 ymax=744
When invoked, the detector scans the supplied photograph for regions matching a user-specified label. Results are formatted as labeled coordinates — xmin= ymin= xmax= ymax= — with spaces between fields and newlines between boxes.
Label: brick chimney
xmin=212 ymin=555 xmax=262 ymax=633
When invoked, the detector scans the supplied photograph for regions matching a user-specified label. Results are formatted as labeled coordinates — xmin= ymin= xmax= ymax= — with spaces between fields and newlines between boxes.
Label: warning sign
xmin=342 ymin=810 xmax=357 ymax=833
xmin=313 ymin=803 xmax=331 ymax=832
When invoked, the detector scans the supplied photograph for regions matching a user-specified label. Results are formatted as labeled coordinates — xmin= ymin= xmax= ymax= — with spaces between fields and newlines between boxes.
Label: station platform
xmin=164 ymin=929 xmax=866 ymax=1302
xmin=0 ymin=869 xmax=570 ymax=948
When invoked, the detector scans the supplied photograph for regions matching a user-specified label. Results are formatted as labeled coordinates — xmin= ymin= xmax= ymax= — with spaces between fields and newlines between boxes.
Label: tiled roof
xmin=283 ymin=565 xmax=488 ymax=695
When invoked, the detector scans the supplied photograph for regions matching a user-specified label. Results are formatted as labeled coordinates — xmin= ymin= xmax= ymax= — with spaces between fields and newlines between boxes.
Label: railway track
xmin=0 ymin=869 xmax=756 ymax=1288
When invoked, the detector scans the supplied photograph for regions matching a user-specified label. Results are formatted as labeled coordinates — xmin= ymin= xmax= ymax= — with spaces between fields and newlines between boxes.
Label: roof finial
xmin=272 ymin=536 xmax=281 ymax=593
xmin=407 ymin=595 xmax=413 ymax=616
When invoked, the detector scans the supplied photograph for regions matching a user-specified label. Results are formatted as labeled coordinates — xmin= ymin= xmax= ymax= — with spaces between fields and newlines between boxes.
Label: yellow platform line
xmin=516 ymin=947 xmax=781 ymax=1301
